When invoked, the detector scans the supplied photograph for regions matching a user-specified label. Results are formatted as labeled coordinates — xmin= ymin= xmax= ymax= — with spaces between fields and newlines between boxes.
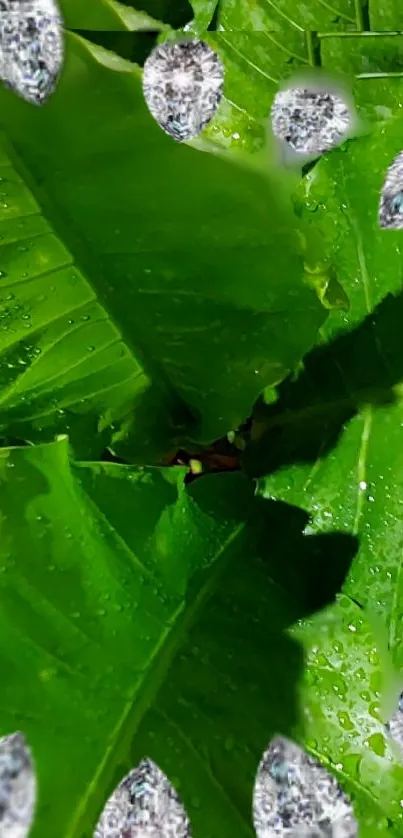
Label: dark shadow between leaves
xmin=125 ymin=477 xmax=358 ymax=837
xmin=112 ymin=0 xmax=193 ymax=28
xmin=243 ymin=290 xmax=403 ymax=478
xmin=73 ymin=31 xmax=161 ymax=67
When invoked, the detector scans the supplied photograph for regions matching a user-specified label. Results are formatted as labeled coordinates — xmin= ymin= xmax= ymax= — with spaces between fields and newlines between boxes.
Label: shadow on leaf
xmin=123 ymin=476 xmax=358 ymax=837
xmin=243 ymin=290 xmax=403 ymax=478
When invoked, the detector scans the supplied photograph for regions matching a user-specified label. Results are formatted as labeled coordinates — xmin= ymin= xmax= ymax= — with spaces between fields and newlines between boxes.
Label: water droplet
xmin=0 ymin=270 xmax=8 ymax=278
xmin=367 ymin=732 xmax=385 ymax=757
xmin=338 ymin=711 xmax=354 ymax=731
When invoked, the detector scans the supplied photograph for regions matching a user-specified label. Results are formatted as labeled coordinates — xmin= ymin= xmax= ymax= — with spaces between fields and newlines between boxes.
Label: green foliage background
xmin=2 ymin=1 xmax=403 ymax=836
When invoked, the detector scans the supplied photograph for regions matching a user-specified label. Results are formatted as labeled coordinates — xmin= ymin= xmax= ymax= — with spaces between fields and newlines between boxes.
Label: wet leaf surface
xmin=245 ymin=120 xmax=403 ymax=808
xmin=0 ymin=438 xmax=402 ymax=837
xmin=0 ymin=32 xmax=326 ymax=460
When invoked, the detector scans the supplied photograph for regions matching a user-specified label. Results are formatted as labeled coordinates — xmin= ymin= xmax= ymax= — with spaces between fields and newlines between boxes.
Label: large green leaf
xmin=245 ymin=118 xmax=403 ymax=673
xmin=0 ymin=33 xmax=327 ymax=460
xmin=1 ymin=436 xmax=402 ymax=837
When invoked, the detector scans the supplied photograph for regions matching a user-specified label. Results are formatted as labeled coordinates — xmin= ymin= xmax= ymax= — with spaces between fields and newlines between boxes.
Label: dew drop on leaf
xmin=0 ymin=0 xmax=64 ymax=106
xmin=94 ymin=758 xmax=192 ymax=837
xmin=379 ymin=152 xmax=403 ymax=229
xmin=142 ymin=39 xmax=224 ymax=142
xmin=253 ymin=736 xmax=357 ymax=837
xmin=0 ymin=731 xmax=36 ymax=838
xmin=270 ymin=86 xmax=351 ymax=156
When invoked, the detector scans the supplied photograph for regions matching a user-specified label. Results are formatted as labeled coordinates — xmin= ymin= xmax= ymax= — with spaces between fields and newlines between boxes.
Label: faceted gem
xmin=142 ymin=39 xmax=224 ymax=142
xmin=0 ymin=0 xmax=64 ymax=105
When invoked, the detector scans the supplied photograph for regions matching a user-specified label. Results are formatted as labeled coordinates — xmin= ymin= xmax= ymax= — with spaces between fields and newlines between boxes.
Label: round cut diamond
xmin=271 ymin=86 xmax=351 ymax=156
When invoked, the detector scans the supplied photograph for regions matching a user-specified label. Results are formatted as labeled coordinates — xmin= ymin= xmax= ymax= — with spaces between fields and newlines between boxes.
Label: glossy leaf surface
xmin=0 ymin=437 xmax=402 ymax=837
xmin=246 ymin=119 xmax=403 ymax=685
xmin=0 ymin=33 xmax=326 ymax=459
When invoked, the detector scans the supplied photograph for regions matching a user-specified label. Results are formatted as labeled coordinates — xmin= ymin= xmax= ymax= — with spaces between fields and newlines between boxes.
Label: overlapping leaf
xmin=245 ymin=119 xmax=403 ymax=684
xmin=0 ymin=437 xmax=402 ymax=837
xmin=0 ymin=32 xmax=327 ymax=461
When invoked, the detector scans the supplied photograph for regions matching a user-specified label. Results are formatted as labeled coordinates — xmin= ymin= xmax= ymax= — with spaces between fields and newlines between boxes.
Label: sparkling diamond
xmin=0 ymin=0 xmax=64 ymax=105
xmin=0 ymin=731 xmax=36 ymax=838
xmin=253 ymin=736 xmax=357 ymax=837
xmin=379 ymin=152 xmax=403 ymax=229
xmin=271 ymin=86 xmax=351 ymax=157
xmin=142 ymin=39 xmax=224 ymax=142
xmin=94 ymin=758 xmax=191 ymax=837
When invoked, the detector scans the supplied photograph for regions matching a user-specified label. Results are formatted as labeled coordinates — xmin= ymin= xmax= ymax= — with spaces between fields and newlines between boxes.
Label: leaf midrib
xmin=65 ymin=479 xmax=246 ymax=838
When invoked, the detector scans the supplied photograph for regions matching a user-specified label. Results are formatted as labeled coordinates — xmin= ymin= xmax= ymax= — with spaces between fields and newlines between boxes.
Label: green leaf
xmin=369 ymin=0 xmax=403 ymax=29
xmin=245 ymin=118 xmax=403 ymax=672
xmin=187 ymin=0 xmax=218 ymax=31
xmin=0 ymin=33 xmax=326 ymax=460
xmin=59 ymin=0 xmax=192 ymax=29
xmin=205 ymin=25 xmax=403 ymax=153
xmin=218 ymin=0 xmax=363 ymax=31
xmin=1 ymin=436 xmax=402 ymax=836
xmin=202 ymin=32 xmax=310 ymax=154
xmin=319 ymin=33 xmax=403 ymax=122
